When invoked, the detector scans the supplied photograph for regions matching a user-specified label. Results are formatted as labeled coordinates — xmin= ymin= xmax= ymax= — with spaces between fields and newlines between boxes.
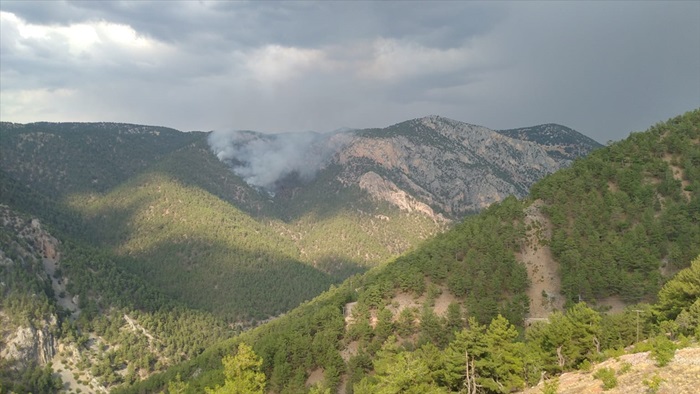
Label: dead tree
xmin=464 ymin=349 xmax=481 ymax=394
xmin=556 ymin=345 xmax=566 ymax=369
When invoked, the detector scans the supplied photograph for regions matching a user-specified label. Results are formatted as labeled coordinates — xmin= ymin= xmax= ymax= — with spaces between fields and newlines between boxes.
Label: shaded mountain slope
xmin=65 ymin=166 xmax=335 ymax=321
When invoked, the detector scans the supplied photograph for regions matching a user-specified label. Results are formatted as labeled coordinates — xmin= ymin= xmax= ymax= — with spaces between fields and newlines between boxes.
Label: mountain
xmin=331 ymin=116 xmax=601 ymax=216
xmin=0 ymin=116 xmax=602 ymax=391
xmin=496 ymin=123 xmax=602 ymax=162
xmin=215 ymin=116 xmax=602 ymax=219
xmin=124 ymin=110 xmax=700 ymax=394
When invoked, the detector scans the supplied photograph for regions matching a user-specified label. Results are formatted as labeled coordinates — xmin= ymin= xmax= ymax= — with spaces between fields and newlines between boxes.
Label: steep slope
xmin=327 ymin=116 xmax=601 ymax=216
xmin=129 ymin=110 xmax=699 ymax=394
xmin=0 ymin=205 xmax=237 ymax=391
xmin=65 ymin=165 xmax=335 ymax=321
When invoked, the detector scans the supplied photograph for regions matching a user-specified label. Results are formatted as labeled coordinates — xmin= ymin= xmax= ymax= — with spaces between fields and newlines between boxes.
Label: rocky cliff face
xmin=328 ymin=116 xmax=600 ymax=217
xmin=0 ymin=206 xmax=61 ymax=370
xmin=0 ymin=315 xmax=57 ymax=369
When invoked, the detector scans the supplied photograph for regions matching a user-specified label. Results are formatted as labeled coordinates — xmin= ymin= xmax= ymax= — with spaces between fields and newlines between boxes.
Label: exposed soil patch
xmin=386 ymin=284 xmax=455 ymax=318
xmin=52 ymin=343 xmax=107 ymax=393
xmin=386 ymin=291 xmax=424 ymax=322
xmin=433 ymin=290 xmax=458 ymax=316
xmin=305 ymin=367 xmax=324 ymax=388
xmin=597 ymin=295 xmax=627 ymax=314
xmin=340 ymin=340 xmax=359 ymax=362
xmin=518 ymin=200 xmax=564 ymax=319
xmin=338 ymin=373 xmax=350 ymax=394
xmin=43 ymin=257 xmax=80 ymax=319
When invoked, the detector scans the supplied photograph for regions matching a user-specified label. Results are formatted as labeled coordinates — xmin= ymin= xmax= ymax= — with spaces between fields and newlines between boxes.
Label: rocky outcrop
xmin=358 ymin=171 xmax=444 ymax=221
xmin=208 ymin=116 xmax=599 ymax=219
xmin=0 ymin=315 xmax=57 ymax=369
xmin=331 ymin=116 xmax=599 ymax=217
xmin=0 ymin=206 xmax=62 ymax=369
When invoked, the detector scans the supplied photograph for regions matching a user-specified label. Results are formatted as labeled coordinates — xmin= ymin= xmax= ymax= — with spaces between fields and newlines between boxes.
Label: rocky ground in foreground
xmin=521 ymin=346 xmax=700 ymax=394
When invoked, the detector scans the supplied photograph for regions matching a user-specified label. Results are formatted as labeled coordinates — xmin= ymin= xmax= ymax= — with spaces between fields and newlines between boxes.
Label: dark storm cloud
xmin=1 ymin=1 xmax=503 ymax=48
xmin=1 ymin=1 xmax=698 ymax=142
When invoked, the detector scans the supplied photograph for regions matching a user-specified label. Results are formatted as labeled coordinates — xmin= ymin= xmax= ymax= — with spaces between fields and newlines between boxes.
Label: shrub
xmin=577 ymin=359 xmax=593 ymax=372
xmin=649 ymin=335 xmax=676 ymax=367
xmin=618 ymin=361 xmax=632 ymax=375
xmin=593 ymin=367 xmax=618 ymax=390
xmin=642 ymin=374 xmax=665 ymax=394
xmin=541 ymin=377 xmax=559 ymax=394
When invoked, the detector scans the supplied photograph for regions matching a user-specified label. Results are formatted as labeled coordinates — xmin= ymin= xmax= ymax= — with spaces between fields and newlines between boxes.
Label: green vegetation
xmin=649 ymin=335 xmax=676 ymax=367
xmin=530 ymin=110 xmax=700 ymax=303
xmin=205 ymin=343 xmax=266 ymax=394
xmin=593 ymin=367 xmax=618 ymax=390
xmin=642 ymin=374 xmax=665 ymax=394
xmin=124 ymin=110 xmax=700 ymax=393
xmin=2 ymin=110 xmax=698 ymax=392
xmin=540 ymin=377 xmax=559 ymax=394
xmin=0 ymin=122 xmax=442 ymax=322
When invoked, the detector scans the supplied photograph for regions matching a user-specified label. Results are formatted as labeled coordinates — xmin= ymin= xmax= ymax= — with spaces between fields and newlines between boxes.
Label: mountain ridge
xmin=0 ymin=115 xmax=608 ymax=392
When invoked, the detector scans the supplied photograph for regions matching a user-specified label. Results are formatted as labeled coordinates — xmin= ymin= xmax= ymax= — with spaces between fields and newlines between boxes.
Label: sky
xmin=1 ymin=1 xmax=699 ymax=143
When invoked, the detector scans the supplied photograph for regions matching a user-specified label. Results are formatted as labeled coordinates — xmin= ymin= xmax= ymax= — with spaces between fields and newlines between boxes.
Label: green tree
xmin=477 ymin=315 xmax=525 ymax=393
xmin=593 ymin=367 xmax=617 ymax=390
xmin=167 ymin=373 xmax=189 ymax=394
xmin=649 ymin=335 xmax=676 ymax=367
xmin=655 ymin=255 xmax=700 ymax=320
xmin=441 ymin=318 xmax=487 ymax=391
xmin=206 ymin=343 xmax=266 ymax=394
xmin=354 ymin=337 xmax=447 ymax=394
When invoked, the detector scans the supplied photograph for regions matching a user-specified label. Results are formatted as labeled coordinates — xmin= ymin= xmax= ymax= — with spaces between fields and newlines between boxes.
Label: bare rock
xmin=0 ymin=316 xmax=57 ymax=369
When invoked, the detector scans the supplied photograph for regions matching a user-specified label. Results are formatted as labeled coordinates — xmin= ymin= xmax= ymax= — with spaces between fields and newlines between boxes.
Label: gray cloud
xmin=0 ymin=1 xmax=698 ymax=143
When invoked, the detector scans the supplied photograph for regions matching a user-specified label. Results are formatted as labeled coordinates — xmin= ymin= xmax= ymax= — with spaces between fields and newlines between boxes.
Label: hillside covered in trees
xmin=1 ymin=116 xmax=595 ymax=391
xmin=0 ymin=122 xmax=444 ymax=323
xmin=1 ymin=111 xmax=697 ymax=392
xmin=123 ymin=109 xmax=700 ymax=394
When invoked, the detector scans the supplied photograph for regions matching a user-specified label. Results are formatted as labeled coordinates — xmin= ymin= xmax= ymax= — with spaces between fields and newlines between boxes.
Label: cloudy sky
xmin=1 ymin=1 xmax=698 ymax=142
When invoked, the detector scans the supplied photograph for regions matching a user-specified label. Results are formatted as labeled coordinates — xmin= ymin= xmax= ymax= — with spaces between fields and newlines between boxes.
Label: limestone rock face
xmin=330 ymin=116 xmax=600 ymax=217
xmin=0 ymin=315 xmax=57 ymax=369
xmin=208 ymin=116 xmax=600 ymax=219
xmin=358 ymin=171 xmax=442 ymax=221
xmin=0 ymin=206 xmax=62 ymax=369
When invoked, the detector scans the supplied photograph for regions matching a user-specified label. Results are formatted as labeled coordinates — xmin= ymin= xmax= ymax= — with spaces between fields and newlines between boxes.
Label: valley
xmin=1 ymin=111 xmax=699 ymax=393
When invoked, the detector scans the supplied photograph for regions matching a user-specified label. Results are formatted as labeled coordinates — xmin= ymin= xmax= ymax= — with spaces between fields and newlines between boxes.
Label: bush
xmin=541 ymin=377 xmax=559 ymax=394
xmin=618 ymin=361 xmax=632 ymax=375
xmin=649 ymin=335 xmax=676 ymax=367
xmin=593 ymin=367 xmax=618 ymax=390
xmin=577 ymin=359 xmax=593 ymax=372
xmin=642 ymin=374 xmax=664 ymax=394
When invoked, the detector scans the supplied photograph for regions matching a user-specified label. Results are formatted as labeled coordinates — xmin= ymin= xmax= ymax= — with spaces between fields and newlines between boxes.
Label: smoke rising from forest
xmin=207 ymin=129 xmax=351 ymax=192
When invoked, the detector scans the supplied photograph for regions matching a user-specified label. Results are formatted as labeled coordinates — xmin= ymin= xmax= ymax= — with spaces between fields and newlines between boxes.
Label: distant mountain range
xmin=210 ymin=115 xmax=603 ymax=218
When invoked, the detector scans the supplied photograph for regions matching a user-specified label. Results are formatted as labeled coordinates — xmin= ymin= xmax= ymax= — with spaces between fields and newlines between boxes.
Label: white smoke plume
xmin=207 ymin=129 xmax=352 ymax=192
